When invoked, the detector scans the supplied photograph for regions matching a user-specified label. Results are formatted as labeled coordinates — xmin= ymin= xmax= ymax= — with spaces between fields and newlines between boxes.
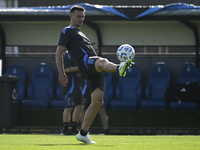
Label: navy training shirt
xmin=58 ymin=26 xmax=97 ymax=66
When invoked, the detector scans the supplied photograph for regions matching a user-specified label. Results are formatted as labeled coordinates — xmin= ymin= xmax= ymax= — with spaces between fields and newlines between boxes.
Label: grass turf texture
xmin=0 ymin=134 xmax=199 ymax=150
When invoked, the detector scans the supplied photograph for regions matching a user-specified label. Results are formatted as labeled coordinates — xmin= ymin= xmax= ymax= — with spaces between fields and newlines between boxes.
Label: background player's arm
xmin=65 ymin=66 xmax=79 ymax=73
xmin=55 ymin=45 xmax=68 ymax=87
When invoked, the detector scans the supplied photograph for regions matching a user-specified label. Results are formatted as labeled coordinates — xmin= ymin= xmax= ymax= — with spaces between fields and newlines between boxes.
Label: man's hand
xmin=59 ymin=73 xmax=68 ymax=87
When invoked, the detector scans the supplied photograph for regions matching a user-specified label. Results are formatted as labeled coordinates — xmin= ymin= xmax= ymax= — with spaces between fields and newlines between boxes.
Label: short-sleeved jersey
xmin=58 ymin=26 xmax=97 ymax=65
xmin=58 ymin=26 xmax=104 ymax=93
xmin=61 ymin=52 xmax=82 ymax=95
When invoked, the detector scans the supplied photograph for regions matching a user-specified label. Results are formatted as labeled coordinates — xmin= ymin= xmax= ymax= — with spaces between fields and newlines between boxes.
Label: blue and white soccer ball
xmin=117 ymin=44 xmax=135 ymax=62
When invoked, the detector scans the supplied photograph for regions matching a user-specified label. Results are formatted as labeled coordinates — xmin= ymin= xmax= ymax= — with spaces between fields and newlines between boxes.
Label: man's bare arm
xmin=65 ymin=66 xmax=79 ymax=73
xmin=55 ymin=45 xmax=68 ymax=87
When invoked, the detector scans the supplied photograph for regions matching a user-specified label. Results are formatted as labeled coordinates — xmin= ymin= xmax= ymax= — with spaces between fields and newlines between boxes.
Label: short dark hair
xmin=70 ymin=5 xmax=86 ymax=13
xmin=91 ymin=42 xmax=96 ymax=46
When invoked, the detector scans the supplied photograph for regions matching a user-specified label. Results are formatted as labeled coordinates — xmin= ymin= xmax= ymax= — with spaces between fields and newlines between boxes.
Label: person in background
xmin=61 ymin=51 xmax=83 ymax=135
xmin=81 ymin=42 xmax=109 ymax=135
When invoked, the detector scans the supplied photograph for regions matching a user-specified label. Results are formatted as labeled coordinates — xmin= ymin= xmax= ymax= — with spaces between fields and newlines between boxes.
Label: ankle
xmin=80 ymin=129 xmax=88 ymax=136
xmin=116 ymin=65 xmax=119 ymax=71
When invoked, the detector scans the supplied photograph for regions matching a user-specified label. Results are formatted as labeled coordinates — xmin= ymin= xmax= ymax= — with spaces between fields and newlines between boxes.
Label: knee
xmin=99 ymin=100 xmax=104 ymax=108
xmin=99 ymin=58 xmax=108 ymax=67
xmin=96 ymin=98 xmax=104 ymax=108
xmin=63 ymin=107 xmax=72 ymax=114
xmin=96 ymin=58 xmax=108 ymax=71
xmin=75 ymin=105 xmax=84 ymax=111
xmin=91 ymin=88 xmax=104 ymax=109
xmin=92 ymin=96 xmax=104 ymax=109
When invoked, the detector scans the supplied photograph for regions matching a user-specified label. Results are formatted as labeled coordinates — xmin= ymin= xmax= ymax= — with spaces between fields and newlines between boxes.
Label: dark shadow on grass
xmin=36 ymin=144 xmax=85 ymax=146
xmin=36 ymin=144 xmax=114 ymax=147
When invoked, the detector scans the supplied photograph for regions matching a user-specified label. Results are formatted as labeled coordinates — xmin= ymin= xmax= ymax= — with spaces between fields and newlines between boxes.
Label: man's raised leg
xmin=94 ymin=57 xmax=132 ymax=76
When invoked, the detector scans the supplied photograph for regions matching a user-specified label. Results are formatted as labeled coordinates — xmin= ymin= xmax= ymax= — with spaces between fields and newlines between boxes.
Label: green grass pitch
xmin=0 ymin=134 xmax=200 ymax=150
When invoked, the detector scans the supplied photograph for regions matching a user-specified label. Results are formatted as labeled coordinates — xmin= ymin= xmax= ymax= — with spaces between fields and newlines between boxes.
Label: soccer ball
xmin=117 ymin=44 xmax=135 ymax=62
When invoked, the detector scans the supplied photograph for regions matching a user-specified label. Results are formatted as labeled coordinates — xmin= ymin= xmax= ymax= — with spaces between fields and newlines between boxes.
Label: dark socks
xmin=116 ymin=65 xmax=119 ymax=71
xmin=71 ymin=122 xmax=77 ymax=130
xmin=63 ymin=122 xmax=69 ymax=130
xmin=80 ymin=129 xmax=88 ymax=136
xmin=105 ymin=129 xmax=109 ymax=135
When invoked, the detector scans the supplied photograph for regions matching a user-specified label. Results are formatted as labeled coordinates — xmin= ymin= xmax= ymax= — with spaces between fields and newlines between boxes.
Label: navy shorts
xmin=65 ymin=93 xmax=83 ymax=108
xmin=79 ymin=56 xmax=105 ymax=93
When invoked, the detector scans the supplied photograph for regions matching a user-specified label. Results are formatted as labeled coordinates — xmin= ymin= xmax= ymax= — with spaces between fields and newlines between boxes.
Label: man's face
xmin=70 ymin=10 xmax=85 ymax=28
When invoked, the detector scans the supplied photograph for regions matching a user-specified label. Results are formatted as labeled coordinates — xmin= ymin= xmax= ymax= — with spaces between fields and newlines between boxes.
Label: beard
xmin=76 ymin=21 xmax=83 ymax=27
